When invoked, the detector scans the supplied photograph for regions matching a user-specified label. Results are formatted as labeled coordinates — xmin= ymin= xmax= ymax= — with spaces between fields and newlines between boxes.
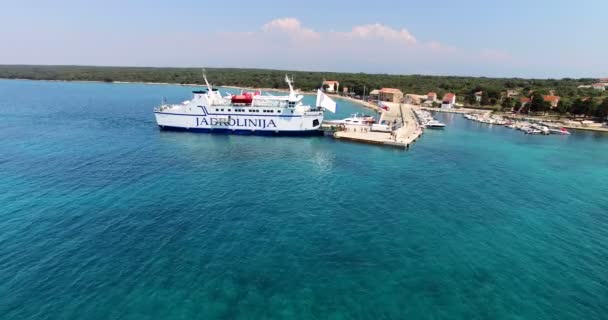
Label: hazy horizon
xmin=1 ymin=64 xmax=603 ymax=81
xmin=2 ymin=0 xmax=607 ymax=79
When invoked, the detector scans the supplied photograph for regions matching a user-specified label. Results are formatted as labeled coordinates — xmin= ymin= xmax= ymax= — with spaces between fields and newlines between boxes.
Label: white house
xmin=592 ymin=83 xmax=606 ymax=91
xmin=441 ymin=93 xmax=456 ymax=109
xmin=322 ymin=80 xmax=340 ymax=93
xmin=474 ymin=91 xmax=483 ymax=103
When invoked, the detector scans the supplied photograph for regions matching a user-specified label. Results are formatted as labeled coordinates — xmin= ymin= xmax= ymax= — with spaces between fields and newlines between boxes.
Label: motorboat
xmin=548 ymin=127 xmax=571 ymax=135
xmin=424 ymin=119 xmax=446 ymax=128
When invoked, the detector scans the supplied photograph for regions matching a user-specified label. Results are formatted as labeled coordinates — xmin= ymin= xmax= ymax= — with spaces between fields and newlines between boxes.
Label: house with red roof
xmin=378 ymin=88 xmax=404 ymax=103
xmin=441 ymin=93 xmax=456 ymax=109
xmin=427 ymin=92 xmax=437 ymax=102
xmin=543 ymin=95 xmax=561 ymax=108
xmin=322 ymin=80 xmax=340 ymax=93
xmin=592 ymin=83 xmax=606 ymax=91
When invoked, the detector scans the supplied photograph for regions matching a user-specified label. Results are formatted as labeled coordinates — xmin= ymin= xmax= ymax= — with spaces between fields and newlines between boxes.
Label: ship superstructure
xmin=154 ymin=74 xmax=336 ymax=135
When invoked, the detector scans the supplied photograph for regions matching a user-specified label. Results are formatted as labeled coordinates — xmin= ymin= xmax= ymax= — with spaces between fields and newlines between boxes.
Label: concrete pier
xmin=321 ymin=102 xmax=424 ymax=149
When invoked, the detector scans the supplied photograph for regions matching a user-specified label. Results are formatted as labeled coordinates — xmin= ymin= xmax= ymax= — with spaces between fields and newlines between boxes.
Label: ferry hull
xmin=154 ymin=112 xmax=324 ymax=136
xmin=158 ymin=125 xmax=323 ymax=136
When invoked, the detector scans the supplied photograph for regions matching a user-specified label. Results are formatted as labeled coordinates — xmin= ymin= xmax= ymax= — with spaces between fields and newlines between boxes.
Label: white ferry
xmin=154 ymin=74 xmax=336 ymax=136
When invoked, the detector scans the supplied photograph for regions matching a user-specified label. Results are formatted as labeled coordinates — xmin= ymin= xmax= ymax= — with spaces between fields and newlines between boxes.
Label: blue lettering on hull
xmin=196 ymin=117 xmax=277 ymax=129
xmin=158 ymin=126 xmax=323 ymax=136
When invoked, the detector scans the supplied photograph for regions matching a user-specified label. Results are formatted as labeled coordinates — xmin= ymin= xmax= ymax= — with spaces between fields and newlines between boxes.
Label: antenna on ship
xmin=202 ymin=68 xmax=212 ymax=91
xmin=285 ymin=74 xmax=294 ymax=93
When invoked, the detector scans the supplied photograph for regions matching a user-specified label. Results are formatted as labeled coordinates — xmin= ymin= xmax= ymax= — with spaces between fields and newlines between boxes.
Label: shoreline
xmin=5 ymin=78 xmax=604 ymax=132
xmin=2 ymin=77 xmax=379 ymax=112
xmin=422 ymin=106 xmax=608 ymax=133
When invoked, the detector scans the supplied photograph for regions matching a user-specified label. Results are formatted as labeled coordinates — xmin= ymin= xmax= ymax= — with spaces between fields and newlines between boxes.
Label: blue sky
xmin=1 ymin=0 xmax=606 ymax=78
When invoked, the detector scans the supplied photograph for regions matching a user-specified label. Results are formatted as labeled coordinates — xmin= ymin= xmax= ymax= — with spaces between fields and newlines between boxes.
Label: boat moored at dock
xmin=154 ymin=74 xmax=336 ymax=135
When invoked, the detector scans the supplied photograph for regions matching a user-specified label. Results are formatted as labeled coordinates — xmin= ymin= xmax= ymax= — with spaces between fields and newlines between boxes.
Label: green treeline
xmin=0 ymin=65 xmax=606 ymax=118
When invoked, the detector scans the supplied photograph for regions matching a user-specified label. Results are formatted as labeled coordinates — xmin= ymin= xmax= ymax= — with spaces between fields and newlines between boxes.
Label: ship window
xmin=313 ymin=119 xmax=320 ymax=127
xmin=277 ymin=110 xmax=281 ymax=113
xmin=228 ymin=109 xmax=231 ymax=112
xmin=291 ymin=110 xmax=294 ymax=113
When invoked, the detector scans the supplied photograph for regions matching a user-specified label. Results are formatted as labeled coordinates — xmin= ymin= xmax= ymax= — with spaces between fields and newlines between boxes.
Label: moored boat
xmin=154 ymin=74 xmax=336 ymax=135
xmin=549 ymin=127 xmax=571 ymax=135
xmin=424 ymin=119 xmax=446 ymax=129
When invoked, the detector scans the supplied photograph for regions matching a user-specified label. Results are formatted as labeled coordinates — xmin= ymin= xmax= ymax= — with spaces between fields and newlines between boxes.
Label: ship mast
xmin=202 ymin=69 xmax=212 ymax=92
xmin=285 ymin=74 xmax=297 ymax=101
xmin=202 ymin=69 xmax=215 ymax=105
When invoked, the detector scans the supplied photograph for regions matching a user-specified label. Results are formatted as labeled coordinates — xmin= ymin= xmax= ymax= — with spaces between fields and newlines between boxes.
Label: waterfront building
xmin=475 ymin=91 xmax=483 ymax=103
xmin=322 ymin=80 xmax=340 ymax=93
xmin=379 ymin=88 xmax=404 ymax=103
xmin=427 ymin=92 xmax=437 ymax=102
xmin=543 ymin=95 xmax=561 ymax=108
xmin=369 ymin=89 xmax=380 ymax=101
xmin=441 ymin=93 xmax=456 ymax=109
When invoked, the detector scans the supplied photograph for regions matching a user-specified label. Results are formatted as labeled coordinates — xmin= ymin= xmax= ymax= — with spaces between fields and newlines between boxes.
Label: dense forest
xmin=1 ymin=65 xmax=606 ymax=118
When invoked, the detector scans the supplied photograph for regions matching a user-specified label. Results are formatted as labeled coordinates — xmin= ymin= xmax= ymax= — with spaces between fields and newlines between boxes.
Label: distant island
xmin=1 ymin=64 xmax=607 ymax=119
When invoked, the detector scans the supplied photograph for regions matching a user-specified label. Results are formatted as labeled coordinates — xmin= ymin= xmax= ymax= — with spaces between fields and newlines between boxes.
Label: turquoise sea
xmin=1 ymin=79 xmax=607 ymax=320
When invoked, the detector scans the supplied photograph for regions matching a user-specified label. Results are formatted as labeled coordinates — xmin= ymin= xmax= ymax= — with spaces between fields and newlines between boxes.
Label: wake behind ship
xmin=154 ymin=75 xmax=336 ymax=136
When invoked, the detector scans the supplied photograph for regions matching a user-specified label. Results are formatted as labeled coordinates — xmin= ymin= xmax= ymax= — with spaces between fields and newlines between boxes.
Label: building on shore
xmin=543 ymin=95 xmax=561 ymax=108
xmin=474 ymin=91 xmax=483 ymax=103
xmin=427 ymin=92 xmax=437 ymax=103
xmin=369 ymin=89 xmax=380 ymax=101
xmin=405 ymin=94 xmax=427 ymax=105
xmin=441 ymin=93 xmax=456 ymax=109
xmin=519 ymin=97 xmax=531 ymax=112
xmin=379 ymin=88 xmax=404 ymax=103
xmin=322 ymin=80 xmax=340 ymax=93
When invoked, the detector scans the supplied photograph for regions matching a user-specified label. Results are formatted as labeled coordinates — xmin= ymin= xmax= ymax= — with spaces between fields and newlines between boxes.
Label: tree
xmin=570 ymin=98 xmax=586 ymax=116
xmin=501 ymin=97 xmax=515 ymax=111
xmin=556 ymin=99 xmax=570 ymax=114
xmin=594 ymin=98 xmax=608 ymax=120
xmin=582 ymin=99 xmax=596 ymax=119
xmin=480 ymin=91 xmax=490 ymax=105
xmin=529 ymin=93 xmax=549 ymax=113
xmin=465 ymin=93 xmax=477 ymax=105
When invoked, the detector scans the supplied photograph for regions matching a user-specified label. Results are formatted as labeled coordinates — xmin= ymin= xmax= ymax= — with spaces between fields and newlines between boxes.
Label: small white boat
xmin=326 ymin=113 xmax=375 ymax=127
xmin=425 ymin=119 xmax=446 ymax=128
xmin=549 ymin=127 xmax=571 ymax=135
xmin=525 ymin=128 xmax=542 ymax=135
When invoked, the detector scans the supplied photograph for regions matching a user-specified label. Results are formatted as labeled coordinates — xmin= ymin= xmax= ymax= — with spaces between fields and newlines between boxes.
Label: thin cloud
xmin=261 ymin=18 xmax=418 ymax=46
xmin=262 ymin=17 xmax=320 ymax=40
xmin=480 ymin=48 xmax=512 ymax=62
xmin=345 ymin=23 xmax=417 ymax=45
